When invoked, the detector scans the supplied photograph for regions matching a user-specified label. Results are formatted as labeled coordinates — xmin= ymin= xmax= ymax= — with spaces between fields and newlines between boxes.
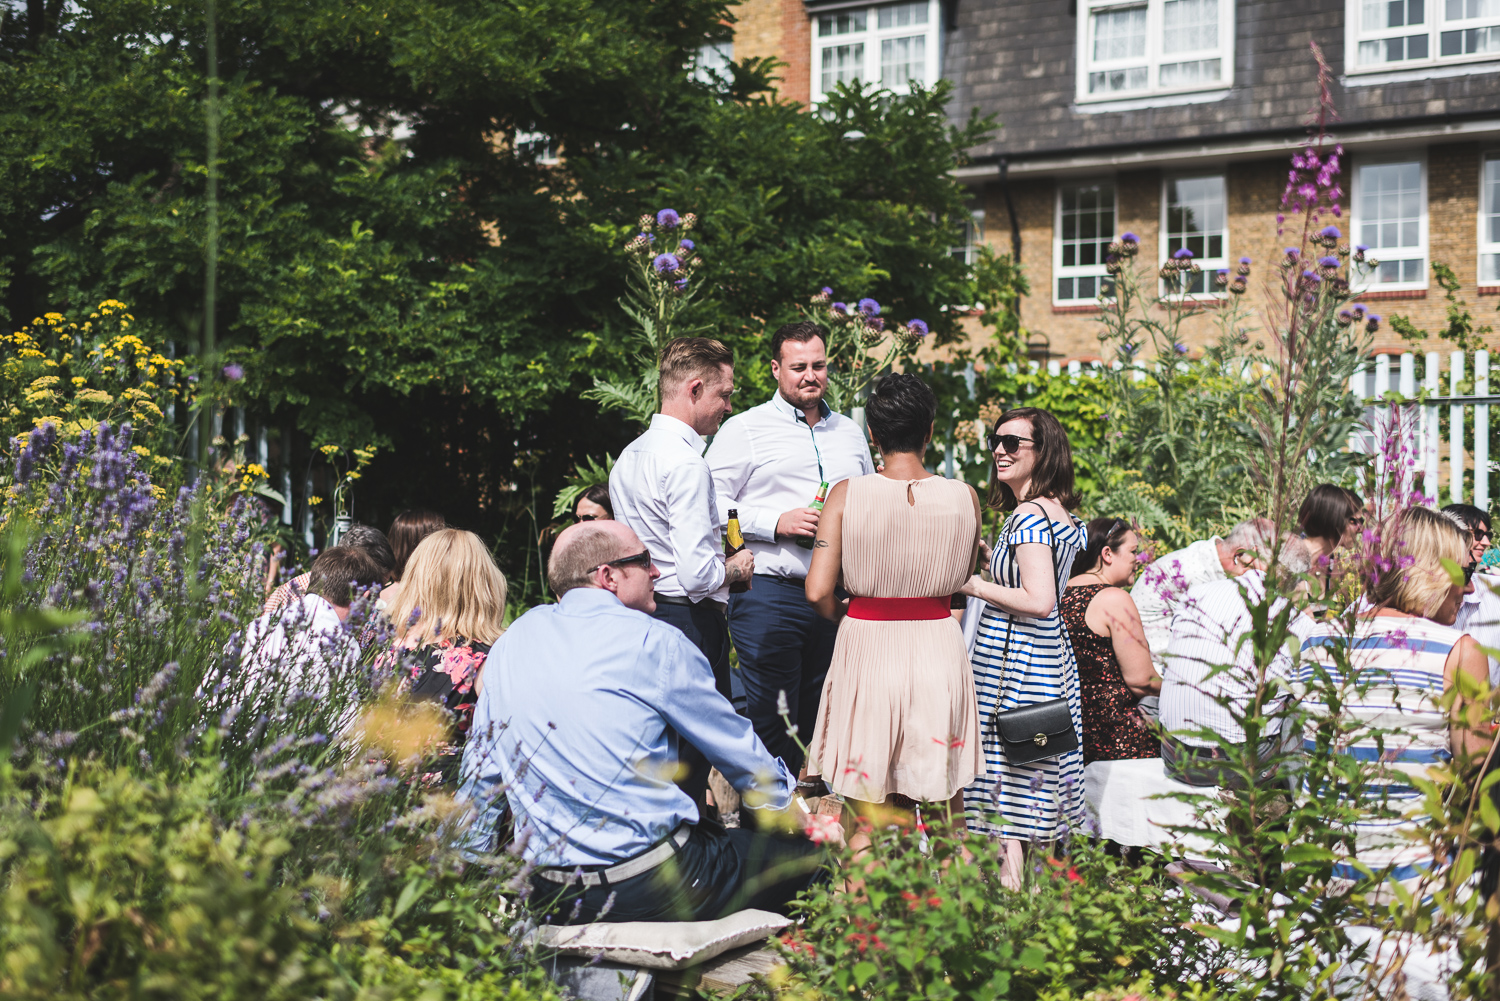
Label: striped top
xmin=1297 ymin=614 xmax=1460 ymax=887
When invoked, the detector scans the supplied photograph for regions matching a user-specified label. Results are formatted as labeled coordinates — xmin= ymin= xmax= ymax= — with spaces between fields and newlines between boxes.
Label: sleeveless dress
xmin=1297 ymin=614 xmax=1462 ymax=896
xmin=965 ymin=507 xmax=1087 ymax=839
xmin=806 ymin=474 xmax=981 ymax=804
xmin=1061 ymin=583 xmax=1159 ymax=763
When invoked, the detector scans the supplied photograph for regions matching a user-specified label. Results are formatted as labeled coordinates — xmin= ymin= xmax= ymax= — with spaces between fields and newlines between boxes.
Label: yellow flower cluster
xmin=2 ymin=300 xmax=191 ymax=474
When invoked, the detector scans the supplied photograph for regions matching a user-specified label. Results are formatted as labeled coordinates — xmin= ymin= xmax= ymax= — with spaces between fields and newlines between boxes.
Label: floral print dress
xmin=401 ymin=638 xmax=491 ymax=782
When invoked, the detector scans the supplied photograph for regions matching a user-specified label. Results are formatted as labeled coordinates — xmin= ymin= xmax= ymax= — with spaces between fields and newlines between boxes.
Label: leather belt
xmin=654 ymin=594 xmax=697 ymax=607
xmin=535 ymin=823 xmax=692 ymax=888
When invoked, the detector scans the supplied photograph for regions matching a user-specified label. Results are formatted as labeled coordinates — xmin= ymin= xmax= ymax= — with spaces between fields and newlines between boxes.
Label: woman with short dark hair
xmin=574 ymin=484 xmax=613 ymax=522
xmin=805 ymin=373 xmax=982 ymax=847
xmin=959 ymin=406 xmax=1086 ymax=886
xmin=1297 ymin=483 xmax=1364 ymax=564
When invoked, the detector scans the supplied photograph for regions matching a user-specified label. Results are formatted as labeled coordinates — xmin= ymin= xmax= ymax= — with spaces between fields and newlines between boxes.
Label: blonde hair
xmin=389 ymin=529 xmax=508 ymax=646
xmin=658 ymin=336 xmax=732 ymax=397
xmin=1371 ymin=506 xmax=1468 ymax=619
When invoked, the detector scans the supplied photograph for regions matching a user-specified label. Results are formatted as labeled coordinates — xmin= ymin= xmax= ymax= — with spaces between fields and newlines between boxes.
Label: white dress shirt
xmin=610 ymin=414 xmax=726 ymax=603
xmin=1454 ymin=571 xmax=1500 ymax=687
xmin=705 ymin=393 xmax=874 ymax=579
xmin=1159 ymin=571 xmax=1314 ymax=746
xmin=1131 ymin=537 xmax=1226 ymax=669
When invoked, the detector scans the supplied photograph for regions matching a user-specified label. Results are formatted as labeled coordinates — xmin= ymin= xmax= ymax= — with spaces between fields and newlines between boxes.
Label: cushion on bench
xmin=531 ymin=909 xmax=790 ymax=971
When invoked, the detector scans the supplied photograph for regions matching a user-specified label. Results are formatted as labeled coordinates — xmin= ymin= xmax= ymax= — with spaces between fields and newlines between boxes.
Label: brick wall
xmin=730 ymin=0 xmax=810 ymax=106
xmin=940 ymin=150 xmax=1497 ymax=365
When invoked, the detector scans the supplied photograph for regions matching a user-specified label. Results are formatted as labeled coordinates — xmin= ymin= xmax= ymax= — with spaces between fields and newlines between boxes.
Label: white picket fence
xmin=1350 ymin=350 xmax=1495 ymax=507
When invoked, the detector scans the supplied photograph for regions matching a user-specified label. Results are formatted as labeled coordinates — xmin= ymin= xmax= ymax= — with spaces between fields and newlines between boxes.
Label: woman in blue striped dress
xmin=960 ymin=407 xmax=1086 ymax=885
xmin=1297 ymin=506 xmax=1491 ymax=898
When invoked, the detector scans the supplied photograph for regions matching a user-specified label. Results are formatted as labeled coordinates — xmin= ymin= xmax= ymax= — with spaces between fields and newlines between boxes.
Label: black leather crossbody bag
xmin=986 ymin=502 xmax=1081 ymax=766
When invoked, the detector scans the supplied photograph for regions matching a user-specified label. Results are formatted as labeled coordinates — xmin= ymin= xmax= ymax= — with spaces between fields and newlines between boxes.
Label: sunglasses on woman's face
xmin=1464 ymin=562 xmax=1478 ymax=586
xmin=577 ymin=514 xmax=601 ymax=522
xmin=986 ymin=433 xmax=1034 ymax=455
xmin=592 ymin=550 xmax=652 ymax=574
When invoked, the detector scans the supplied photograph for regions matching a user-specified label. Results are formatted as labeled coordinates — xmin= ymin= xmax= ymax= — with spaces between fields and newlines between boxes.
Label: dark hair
xmin=1070 ymin=517 xmax=1133 ymax=577
xmin=658 ymin=336 xmax=733 ymax=395
xmin=986 ymin=407 xmax=1081 ymax=511
xmin=578 ymin=484 xmax=613 ymax=517
xmin=865 ymin=373 xmax=937 ymax=455
xmin=1297 ymin=484 xmax=1363 ymax=542
xmin=388 ymin=509 xmax=447 ymax=579
xmin=770 ymin=321 xmax=826 ymax=361
xmin=1441 ymin=502 xmax=1491 ymax=535
xmin=338 ymin=523 xmax=395 ymax=575
xmin=306 ymin=546 xmax=386 ymax=607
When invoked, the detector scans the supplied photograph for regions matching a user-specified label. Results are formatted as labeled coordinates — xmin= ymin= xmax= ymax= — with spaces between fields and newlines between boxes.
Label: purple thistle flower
xmin=1120 ymin=232 xmax=1139 ymax=242
xmin=1239 ymin=256 xmax=1252 ymax=265
xmin=830 ymin=302 xmax=848 ymax=313
xmin=678 ymin=238 xmax=695 ymax=252
xmin=820 ymin=286 xmax=833 ymax=296
xmin=651 ymin=253 xmax=680 ymax=274
xmin=1319 ymin=225 xmax=1341 ymax=239
xmin=1355 ymin=244 xmax=1368 ymax=252
xmin=1173 ymin=342 xmax=1189 ymax=354
xmin=1284 ymin=247 xmax=1300 ymax=259
xmin=222 ymin=363 xmax=244 ymax=381
xmin=1173 ymin=247 xmax=1194 ymax=259
xmin=656 ymin=208 xmax=680 ymax=229
xmin=1318 ymin=256 xmax=1340 ymax=268
xmin=857 ymin=297 xmax=880 ymax=316
xmin=907 ymin=318 xmax=929 ymax=337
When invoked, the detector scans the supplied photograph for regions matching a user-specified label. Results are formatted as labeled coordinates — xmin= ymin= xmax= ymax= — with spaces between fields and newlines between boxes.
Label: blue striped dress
xmin=1297 ymin=615 xmax=1460 ymax=893
xmin=965 ymin=509 xmax=1087 ymax=839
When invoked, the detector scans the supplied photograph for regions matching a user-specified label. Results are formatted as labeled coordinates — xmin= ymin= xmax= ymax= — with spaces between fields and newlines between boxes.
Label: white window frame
xmin=1345 ymin=0 xmax=1500 ymax=76
xmin=514 ymin=130 xmax=559 ymax=166
xmin=809 ymin=1 xmax=943 ymax=105
xmin=1351 ymin=154 xmax=1429 ymax=293
xmin=949 ymin=205 xmax=986 ymax=267
xmin=1053 ymin=180 xmax=1119 ymax=306
xmin=1075 ymin=0 xmax=1236 ymax=104
xmin=1160 ymin=173 xmax=1229 ymax=300
xmin=1481 ymin=152 xmax=1500 ymax=285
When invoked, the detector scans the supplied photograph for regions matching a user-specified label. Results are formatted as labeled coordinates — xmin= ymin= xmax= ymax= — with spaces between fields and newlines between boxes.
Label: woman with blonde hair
xmin=1300 ymin=505 xmax=1490 ymax=896
xmin=384 ymin=528 xmax=508 ymax=779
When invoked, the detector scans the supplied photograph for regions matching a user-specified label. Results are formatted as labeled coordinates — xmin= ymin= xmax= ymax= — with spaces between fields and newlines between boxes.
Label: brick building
xmin=728 ymin=0 xmax=1500 ymax=363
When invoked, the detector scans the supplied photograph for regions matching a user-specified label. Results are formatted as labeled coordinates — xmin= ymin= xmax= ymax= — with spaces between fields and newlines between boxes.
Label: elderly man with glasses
xmin=456 ymin=519 xmax=827 ymax=924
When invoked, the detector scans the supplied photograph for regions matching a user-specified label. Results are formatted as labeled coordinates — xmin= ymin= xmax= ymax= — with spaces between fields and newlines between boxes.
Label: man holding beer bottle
xmin=706 ymin=321 xmax=874 ymax=774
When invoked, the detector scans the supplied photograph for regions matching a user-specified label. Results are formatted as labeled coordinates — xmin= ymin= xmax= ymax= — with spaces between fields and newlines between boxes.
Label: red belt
xmin=846 ymin=596 xmax=952 ymax=621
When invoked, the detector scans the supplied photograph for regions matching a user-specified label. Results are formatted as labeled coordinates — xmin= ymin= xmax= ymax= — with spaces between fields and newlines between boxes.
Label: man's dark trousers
xmin=728 ymin=574 xmax=837 ymax=775
xmin=652 ymin=598 xmax=732 ymax=811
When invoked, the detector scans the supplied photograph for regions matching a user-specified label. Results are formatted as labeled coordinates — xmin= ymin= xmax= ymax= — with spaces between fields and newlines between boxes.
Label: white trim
xmin=1350 ymin=153 xmax=1429 ymax=294
xmin=1074 ymin=88 xmax=1231 ymax=113
xmin=1053 ymin=179 xmax=1119 ymax=305
xmin=950 ymin=118 xmax=1500 ymax=181
xmin=809 ymin=0 xmax=942 ymax=105
xmin=1159 ymin=172 xmax=1229 ymax=300
xmin=1344 ymin=0 xmax=1500 ymax=77
xmin=1342 ymin=59 xmax=1500 ymax=84
xmin=1481 ymin=151 xmax=1500 ymax=284
xmin=1075 ymin=0 xmax=1236 ymax=103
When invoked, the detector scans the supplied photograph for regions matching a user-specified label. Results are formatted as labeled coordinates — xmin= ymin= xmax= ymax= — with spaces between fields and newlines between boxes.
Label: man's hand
xmin=777 ymin=507 xmax=821 ymax=540
xmin=726 ymin=548 xmax=755 ymax=584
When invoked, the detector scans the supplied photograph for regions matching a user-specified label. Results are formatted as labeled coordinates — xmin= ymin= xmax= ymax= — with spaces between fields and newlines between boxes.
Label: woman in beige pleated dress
xmin=805 ymin=373 xmax=982 ymax=843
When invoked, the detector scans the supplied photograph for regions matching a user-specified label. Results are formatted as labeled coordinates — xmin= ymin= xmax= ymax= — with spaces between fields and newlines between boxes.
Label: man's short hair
xmin=306 ymin=547 xmax=386 ymax=607
xmin=1224 ymin=517 xmax=1275 ymax=554
xmin=548 ymin=524 xmax=626 ymax=596
xmin=339 ymin=523 xmax=395 ymax=575
xmin=770 ymin=321 xmax=826 ymax=362
xmin=658 ymin=336 xmax=732 ymax=397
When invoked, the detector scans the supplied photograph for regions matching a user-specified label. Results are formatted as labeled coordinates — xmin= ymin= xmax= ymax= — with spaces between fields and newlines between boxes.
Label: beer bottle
xmin=726 ymin=508 xmax=750 ymax=593
xmin=795 ymin=481 xmax=831 ymax=550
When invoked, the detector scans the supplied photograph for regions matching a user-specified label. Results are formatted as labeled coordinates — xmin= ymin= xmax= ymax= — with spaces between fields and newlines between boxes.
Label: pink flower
xmin=803 ymin=813 xmax=844 ymax=845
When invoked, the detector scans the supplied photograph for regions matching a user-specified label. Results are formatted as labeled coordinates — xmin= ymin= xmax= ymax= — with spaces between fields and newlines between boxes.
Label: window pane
xmin=1057 ymin=182 xmax=1117 ymax=300
xmin=1165 ymin=176 xmax=1227 ymax=265
xmin=878 ymin=1 xmax=929 ymax=29
xmin=1080 ymin=276 xmax=1097 ymax=298
xmin=1163 ymin=0 xmax=1218 ymax=53
xmin=1446 ymin=0 xmax=1500 ymax=18
xmin=820 ymin=43 xmax=865 ymax=92
xmin=1089 ymin=67 xmax=1149 ymax=92
xmin=819 ymin=12 xmax=867 ymax=36
xmin=1093 ymin=6 xmax=1148 ymax=60
xmin=880 ymin=34 xmax=926 ymax=86
xmin=1485 ymin=158 xmax=1500 ymax=245
xmin=1058 ymin=277 xmax=1075 ymax=299
xmin=1359 ymin=162 xmax=1422 ymax=252
xmin=1440 ymin=25 xmax=1500 ymax=53
xmin=1160 ymin=58 xmax=1221 ymax=85
xmin=1409 ymin=31 xmax=1430 ymax=56
xmin=1483 ymin=253 xmax=1500 ymax=283
xmin=1364 ymin=0 xmax=1387 ymax=28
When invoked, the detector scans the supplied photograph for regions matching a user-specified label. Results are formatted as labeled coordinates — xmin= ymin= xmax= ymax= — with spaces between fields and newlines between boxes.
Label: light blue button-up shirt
xmin=456 ymin=587 xmax=795 ymax=867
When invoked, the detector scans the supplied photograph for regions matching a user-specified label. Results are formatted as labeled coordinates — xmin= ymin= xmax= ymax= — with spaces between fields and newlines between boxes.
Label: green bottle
xmin=796 ymin=481 xmax=831 ymax=550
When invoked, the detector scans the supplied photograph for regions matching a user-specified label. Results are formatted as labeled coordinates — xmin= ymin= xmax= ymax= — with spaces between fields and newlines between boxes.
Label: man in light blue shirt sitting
xmin=457 ymin=519 xmax=826 ymax=923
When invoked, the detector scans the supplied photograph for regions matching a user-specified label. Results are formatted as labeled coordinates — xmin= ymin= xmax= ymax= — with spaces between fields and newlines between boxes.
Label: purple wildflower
xmin=1173 ymin=247 xmax=1194 ymax=260
xmin=678 ymin=238 xmax=695 ymax=252
xmin=656 ymin=208 xmax=680 ymax=229
xmin=1120 ymin=232 xmax=1139 ymax=243
xmin=1319 ymin=225 xmax=1341 ymax=239
xmin=907 ymin=319 xmax=929 ymax=337
xmin=1318 ymin=256 xmax=1340 ymax=268
xmin=652 ymin=253 xmax=680 ymax=274
xmin=857 ymin=297 xmax=880 ymax=316
xmin=222 ymin=363 xmax=244 ymax=381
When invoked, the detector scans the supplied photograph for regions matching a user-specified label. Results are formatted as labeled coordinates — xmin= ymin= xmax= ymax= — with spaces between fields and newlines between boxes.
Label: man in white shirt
xmin=1131 ymin=517 xmax=1274 ymax=670
xmin=610 ymin=335 xmax=755 ymax=733
xmin=1158 ymin=536 xmax=1313 ymax=787
xmin=705 ymin=321 xmax=873 ymax=772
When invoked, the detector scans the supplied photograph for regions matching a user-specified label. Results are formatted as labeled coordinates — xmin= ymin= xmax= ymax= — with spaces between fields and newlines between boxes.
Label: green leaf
xmin=1018 ymin=945 xmax=1047 ymax=969
xmin=392 ymin=877 xmax=426 ymax=920
xmin=852 ymin=961 xmax=877 ymax=987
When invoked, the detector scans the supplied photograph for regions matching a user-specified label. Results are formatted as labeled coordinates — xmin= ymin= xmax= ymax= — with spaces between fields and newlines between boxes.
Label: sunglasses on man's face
xmin=986 ymin=433 xmax=1035 ymax=455
xmin=592 ymin=550 xmax=652 ymax=574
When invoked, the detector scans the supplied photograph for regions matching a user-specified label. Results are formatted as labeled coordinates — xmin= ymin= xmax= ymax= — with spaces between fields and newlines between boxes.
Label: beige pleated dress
xmin=806 ymin=474 xmax=982 ymax=804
